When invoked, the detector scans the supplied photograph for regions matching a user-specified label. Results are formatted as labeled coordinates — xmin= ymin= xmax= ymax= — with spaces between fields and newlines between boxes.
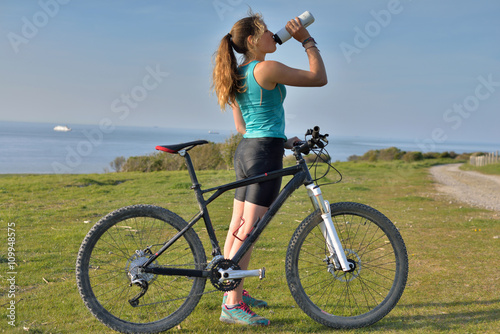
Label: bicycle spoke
xmin=287 ymin=203 xmax=407 ymax=328
xmin=77 ymin=205 xmax=207 ymax=332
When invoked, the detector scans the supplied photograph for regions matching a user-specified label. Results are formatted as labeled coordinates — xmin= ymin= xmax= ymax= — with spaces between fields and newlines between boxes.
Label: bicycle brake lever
xmin=322 ymin=134 xmax=329 ymax=143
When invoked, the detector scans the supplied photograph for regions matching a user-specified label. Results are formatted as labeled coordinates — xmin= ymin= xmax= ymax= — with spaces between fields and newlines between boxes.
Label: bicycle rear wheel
xmin=76 ymin=205 xmax=207 ymax=333
xmin=286 ymin=202 xmax=408 ymax=329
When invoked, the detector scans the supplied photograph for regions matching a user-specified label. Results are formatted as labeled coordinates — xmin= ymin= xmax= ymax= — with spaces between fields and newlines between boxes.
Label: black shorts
xmin=234 ymin=137 xmax=285 ymax=207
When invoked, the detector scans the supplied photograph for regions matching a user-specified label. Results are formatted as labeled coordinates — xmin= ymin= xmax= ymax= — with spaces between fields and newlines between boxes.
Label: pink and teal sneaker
xmin=220 ymin=301 xmax=270 ymax=326
xmin=222 ymin=289 xmax=267 ymax=308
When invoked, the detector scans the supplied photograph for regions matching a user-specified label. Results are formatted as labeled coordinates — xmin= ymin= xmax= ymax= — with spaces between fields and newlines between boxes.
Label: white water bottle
xmin=273 ymin=11 xmax=315 ymax=45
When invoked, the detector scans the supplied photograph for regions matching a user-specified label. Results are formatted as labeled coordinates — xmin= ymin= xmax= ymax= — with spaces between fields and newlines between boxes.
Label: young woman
xmin=212 ymin=11 xmax=327 ymax=326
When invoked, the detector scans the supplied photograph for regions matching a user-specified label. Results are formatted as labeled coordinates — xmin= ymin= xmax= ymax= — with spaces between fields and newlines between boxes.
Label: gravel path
xmin=429 ymin=163 xmax=500 ymax=212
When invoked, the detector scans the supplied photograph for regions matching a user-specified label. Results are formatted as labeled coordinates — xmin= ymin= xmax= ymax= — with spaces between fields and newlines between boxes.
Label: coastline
xmin=1 ymin=121 xmax=498 ymax=174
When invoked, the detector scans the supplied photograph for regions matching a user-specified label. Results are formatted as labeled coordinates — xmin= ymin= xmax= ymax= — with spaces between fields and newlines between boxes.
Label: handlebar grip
xmin=293 ymin=141 xmax=310 ymax=155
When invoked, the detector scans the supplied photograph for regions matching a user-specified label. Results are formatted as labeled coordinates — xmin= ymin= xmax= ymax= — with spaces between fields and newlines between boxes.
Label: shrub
xmin=379 ymin=147 xmax=404 ymax=161
xmin=121 ymin=152 xmax=181 ymax=172
xmin=362 ymin=150 xmax=379 ymax=162
xmin=402 ymin=151 xmax=424 ymax=162
xmin=423 ymin=152 xmax=440 ymax=159
xmin=220 ymin=133 xmax=243 ymax=169
xmin=439 ymin=151 xmax=451 ymax=159
xmin=348 ymin=154 xmax=360 ymax=162
xmin=455 ymin=152 xmax=472 ymax=161
xmin=189 ymin=142 xmax=225 ymax=170
xmin=116 ymin=134 xmax=242 ymax=172
xmin=110 ymin=156 xmax=126 ymax=172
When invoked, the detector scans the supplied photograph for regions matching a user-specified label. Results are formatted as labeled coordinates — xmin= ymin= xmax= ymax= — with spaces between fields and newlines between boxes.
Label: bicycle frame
xmin=75 ymin=122 xmax=408 ymax=333
xmin=143 ymin=147 xmax=352 ymax=278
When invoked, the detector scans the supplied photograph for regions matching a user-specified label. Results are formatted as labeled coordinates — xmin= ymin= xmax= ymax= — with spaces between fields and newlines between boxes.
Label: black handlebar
xmin=293 ymin=126 xmax=329 ymax=155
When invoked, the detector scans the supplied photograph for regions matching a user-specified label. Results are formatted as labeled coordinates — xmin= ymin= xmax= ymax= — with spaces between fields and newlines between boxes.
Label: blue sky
xmin=1 ymin=0 xmax=499 ymax=147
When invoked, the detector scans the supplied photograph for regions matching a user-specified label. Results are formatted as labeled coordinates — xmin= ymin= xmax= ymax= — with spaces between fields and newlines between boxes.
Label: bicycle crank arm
xmin=218 ymin=267 xmax=265 ymax=283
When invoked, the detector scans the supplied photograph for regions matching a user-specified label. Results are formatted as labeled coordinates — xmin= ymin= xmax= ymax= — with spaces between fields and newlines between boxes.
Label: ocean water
xmin=0 ymin=121 xmax=498 ymax=174
xmin=0 ymin=122 xmax=231 ymax=174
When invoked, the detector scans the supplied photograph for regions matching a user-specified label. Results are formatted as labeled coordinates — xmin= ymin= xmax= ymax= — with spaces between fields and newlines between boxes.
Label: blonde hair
xmin=212 ymin=12 xmax=266 ymax=110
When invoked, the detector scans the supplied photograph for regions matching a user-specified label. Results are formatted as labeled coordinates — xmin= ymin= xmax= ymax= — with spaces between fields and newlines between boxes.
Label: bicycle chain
xmin=133 ymin=288 xmax=220 ymax=308
xmin=132 ymin=259 xmax=235 ymax=308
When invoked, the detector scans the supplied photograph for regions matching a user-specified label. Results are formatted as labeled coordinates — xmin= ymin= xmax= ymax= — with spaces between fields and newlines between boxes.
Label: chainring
xmin=210 ymin=259 xmax=241 ymax=292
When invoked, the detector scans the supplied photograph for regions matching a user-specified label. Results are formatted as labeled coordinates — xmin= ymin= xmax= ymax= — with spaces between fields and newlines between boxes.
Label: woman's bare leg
xmin=224 ymin=199 xmax=245 ymax=259
xmin=224 ymin=201 xmax=268 ymax=306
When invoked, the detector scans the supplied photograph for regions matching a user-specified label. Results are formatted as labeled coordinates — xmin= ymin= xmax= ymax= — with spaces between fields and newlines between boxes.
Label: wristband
xmin=302 ymin=37 xmax=316 ymax=46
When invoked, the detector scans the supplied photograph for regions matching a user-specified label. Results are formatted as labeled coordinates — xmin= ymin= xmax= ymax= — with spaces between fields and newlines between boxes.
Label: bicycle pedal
xmin=259 ymin=267 xmax=265 ymax=280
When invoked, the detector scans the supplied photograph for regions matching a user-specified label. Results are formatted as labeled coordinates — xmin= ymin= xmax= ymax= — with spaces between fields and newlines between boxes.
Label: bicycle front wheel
xmin=76 ymin=205 xmax=207 ymax=333
xmin=286 ymin=202 xmax=408 ymax=329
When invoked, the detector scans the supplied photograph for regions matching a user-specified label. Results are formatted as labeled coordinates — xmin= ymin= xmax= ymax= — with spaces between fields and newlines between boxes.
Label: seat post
xmin=180 ymin=150 xmax=200 ymax=189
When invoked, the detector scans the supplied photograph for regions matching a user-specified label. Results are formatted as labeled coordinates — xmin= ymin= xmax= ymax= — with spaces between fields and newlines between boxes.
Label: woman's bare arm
xmin=232 ymin=102 xmax=246 ymax=134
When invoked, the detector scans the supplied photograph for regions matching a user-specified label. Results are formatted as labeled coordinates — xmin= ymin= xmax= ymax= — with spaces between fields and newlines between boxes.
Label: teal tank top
xmin=235 ymin=61 xmax=287 ymax=139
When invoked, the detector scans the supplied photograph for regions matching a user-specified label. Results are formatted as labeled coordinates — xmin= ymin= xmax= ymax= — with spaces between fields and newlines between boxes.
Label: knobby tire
xmin=75 ymin=205 xmax=207 ymax=333
xmin=286 ymin=202 xmax=408 ymax=329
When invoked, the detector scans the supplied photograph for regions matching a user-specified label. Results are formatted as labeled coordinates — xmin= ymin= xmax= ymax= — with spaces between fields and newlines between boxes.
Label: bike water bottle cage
xmin=156 ymin=140 xmax=208 ymax=154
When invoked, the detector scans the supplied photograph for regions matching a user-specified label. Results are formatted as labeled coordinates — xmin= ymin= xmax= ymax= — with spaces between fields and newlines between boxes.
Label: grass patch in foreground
xmin=0 ymin=160 xmax=499 ymax=333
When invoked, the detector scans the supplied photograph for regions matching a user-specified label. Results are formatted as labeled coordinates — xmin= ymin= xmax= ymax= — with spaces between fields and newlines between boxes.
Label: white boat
xmin=54 ymin=125 xmax=72 ymax=132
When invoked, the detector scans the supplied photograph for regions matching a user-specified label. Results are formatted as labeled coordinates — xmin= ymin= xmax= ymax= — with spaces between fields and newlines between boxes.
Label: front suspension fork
xmin=306 ymin=184 xmax=354 ymax=272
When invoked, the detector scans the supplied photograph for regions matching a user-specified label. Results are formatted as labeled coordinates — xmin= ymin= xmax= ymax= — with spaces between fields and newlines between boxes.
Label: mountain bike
xmin=75 ymin=126 xmax=408 ymax=333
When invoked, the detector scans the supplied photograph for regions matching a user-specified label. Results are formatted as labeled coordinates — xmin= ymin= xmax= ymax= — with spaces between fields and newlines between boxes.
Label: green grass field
xmin=1 ymin=160 xmax=499 ymax=333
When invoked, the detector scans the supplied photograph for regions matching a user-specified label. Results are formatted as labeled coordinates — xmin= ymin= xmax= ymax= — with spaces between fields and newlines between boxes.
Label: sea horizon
xmin=1 ymin=121 xmax=498 ymax=175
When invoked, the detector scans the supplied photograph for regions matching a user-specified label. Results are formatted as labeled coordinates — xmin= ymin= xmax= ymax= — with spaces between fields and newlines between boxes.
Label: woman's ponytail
xmin=212 ymin=12 xmax=265 ymax=110
xmin=212 ymin=33 xmax=241 ymax=110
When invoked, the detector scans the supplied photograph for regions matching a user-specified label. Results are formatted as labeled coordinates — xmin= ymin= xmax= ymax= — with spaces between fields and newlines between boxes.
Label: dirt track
xmin=429 ymin=164 xmax=500 ymax=212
